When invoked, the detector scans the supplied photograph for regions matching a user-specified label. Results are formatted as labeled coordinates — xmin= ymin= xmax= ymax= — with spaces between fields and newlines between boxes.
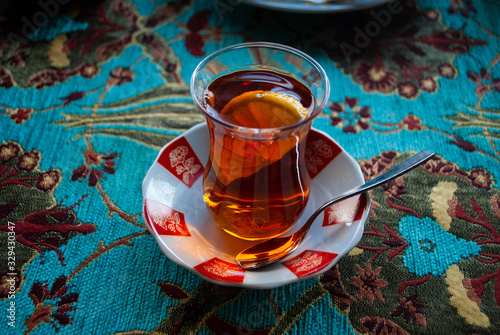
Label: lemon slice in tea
xmin=219 ymin=90 xmax=309 ymax=128
xmin=213 ymin=90 xmax=311 ymax=185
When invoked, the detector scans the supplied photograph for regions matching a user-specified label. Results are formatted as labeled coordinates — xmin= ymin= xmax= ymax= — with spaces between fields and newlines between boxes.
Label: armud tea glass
xmin=190 ymin=42 xmax=330 ymax=240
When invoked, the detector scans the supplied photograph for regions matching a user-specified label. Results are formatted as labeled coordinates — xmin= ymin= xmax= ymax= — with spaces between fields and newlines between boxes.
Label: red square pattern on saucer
xmin=305 ymin=130 xmax=342 ymax=179
xmin=157 ymin=136 xmax=204 ymax=188
xmin=322 ymin=192 xmax=368 ymax=227
xmin=282 ymin=250 xmax=338 ymax=278
xmin=144 ymin=198 xmax=190 ymax=236
xmin=194 ymin=258 xmax=245 ymax=283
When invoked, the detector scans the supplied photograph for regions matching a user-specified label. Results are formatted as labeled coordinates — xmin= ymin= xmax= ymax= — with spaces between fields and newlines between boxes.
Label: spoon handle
xmin=237 ymin=151 xmax=435 ymax=270
xmin=317 ymin=150 xmax=435 ymax=214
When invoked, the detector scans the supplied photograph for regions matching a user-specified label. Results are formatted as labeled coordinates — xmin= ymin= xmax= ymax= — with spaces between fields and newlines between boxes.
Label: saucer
xmin=142 ymin=123 xmax=370 ymax=289
xmin=241 ymin=0 xmax=391 ymax=13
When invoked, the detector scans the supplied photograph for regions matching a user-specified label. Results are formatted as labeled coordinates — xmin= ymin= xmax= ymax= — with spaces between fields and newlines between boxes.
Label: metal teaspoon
xmin=236 ymin=150 xmax=435 ymax=270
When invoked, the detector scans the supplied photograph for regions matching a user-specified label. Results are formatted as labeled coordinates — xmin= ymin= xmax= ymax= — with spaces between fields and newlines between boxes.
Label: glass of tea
xmin=190 ymin=42 xmax=330 ymax=240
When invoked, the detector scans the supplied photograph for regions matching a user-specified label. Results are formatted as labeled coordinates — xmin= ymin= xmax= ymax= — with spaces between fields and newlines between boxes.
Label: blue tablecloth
xmin=1 ymin=0 xmax=499 ymax=333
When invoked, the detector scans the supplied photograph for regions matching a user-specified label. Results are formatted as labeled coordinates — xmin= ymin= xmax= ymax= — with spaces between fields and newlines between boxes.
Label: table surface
xmin=1 ymin=0 xmax=499 ymax=334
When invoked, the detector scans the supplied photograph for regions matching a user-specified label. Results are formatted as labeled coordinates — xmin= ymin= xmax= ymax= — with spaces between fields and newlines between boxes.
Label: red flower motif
xmin=26 ymin=275 xmax=79 ymax=333
xmin=421 ymin=156 xmax=456 ymax=176
xmin=0 ymin=142 xmax=20 ymax=162
xmin=359 ymin=151 xmax=398 ymax=180
xmin=382 ymin=176 xmax=405 ymax=200
xmin=36 ymin=170 xmax=61 ymax=191
xmin=467 ymin=69 xmax=499 ymax=98
xmin=354 ymin=62 xmax=397 ymax=93
xmin=71 ymin=148 xmax=119 ymax=188
xmin=79 ymin=63 xmax=99 ymax=78
xmin=398 ymin=82 xmax=418 ymax=99
xmin=107 ymin=67 xmax=135 ymax=86
xmin=391 ymin=293 xmax=427 ymax=326
xmin=350 ymin=261 xmax=389 ymax=304
xmin=28 ymin=70 xmax=61 ymax=89
xmin=17 ymin=150 xmax=40 ymax=171
xmin=10 ymin=108 xmax=33 ymax=124
xmin=468 ymin=168 xmax=492 ymax=190
xmin=329 ymin=97 xmax=371 ymax=133
xmin=419 ymin=77 xmax=437 ymax=93
xmin=401 ymin=114 xmax=422 ymax=130
xmin=438 ymin=63 xmax=457 ymax=78
xmin=73 ymin=166 xmax=102 ymax=187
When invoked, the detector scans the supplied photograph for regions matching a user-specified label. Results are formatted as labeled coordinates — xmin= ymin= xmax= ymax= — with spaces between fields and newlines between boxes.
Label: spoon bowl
xmin=236 ymin=150 xmax=435 ymax=270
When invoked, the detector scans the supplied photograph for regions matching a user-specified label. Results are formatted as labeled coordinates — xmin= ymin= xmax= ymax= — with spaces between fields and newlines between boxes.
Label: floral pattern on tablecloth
xmin=0 ymin=0 xmax=499 ymax=333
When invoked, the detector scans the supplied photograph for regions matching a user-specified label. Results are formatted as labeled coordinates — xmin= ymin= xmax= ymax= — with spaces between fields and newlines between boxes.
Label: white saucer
xmin=241 ymin=0 xmax=391 ymax=13
xmin=142 ymin=123 xmax=370 ymax=289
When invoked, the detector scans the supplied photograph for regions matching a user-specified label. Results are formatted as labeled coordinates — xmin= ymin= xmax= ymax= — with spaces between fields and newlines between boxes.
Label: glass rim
xmin=189 ymin=42 xmax=331 ymax=135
